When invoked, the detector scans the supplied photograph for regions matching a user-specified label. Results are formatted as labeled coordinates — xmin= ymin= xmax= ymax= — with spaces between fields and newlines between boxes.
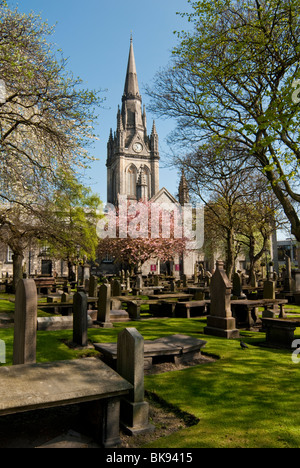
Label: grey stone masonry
xmin=204 ymin=261 xmax=239 ymax=339
xmin=97 ymin=284 xmax=113 ymax=328
xmin=117 ymin=328 xmax=153 ymax=435
xmin=13 ymin=279 xmax=37 ymax=365
xmin=73 ymin=292 xmax=88 ymax=347
xmin=88 ymin=275 xmax=98 ymax=298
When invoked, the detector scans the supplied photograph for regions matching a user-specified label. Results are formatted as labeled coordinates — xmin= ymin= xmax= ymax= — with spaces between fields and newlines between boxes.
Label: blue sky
xmin=13 ymin=0 xmax=193 ymax=203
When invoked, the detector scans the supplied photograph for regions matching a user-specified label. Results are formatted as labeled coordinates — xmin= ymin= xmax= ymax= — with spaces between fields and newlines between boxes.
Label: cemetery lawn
xmin=1 ymin=314 xmax=300 ymax=448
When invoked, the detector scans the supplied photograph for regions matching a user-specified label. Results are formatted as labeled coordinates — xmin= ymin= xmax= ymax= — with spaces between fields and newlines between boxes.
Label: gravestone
xmin=61 ymin=292 xmax=72 ymax=303
xmin=82 ymin=261 xmax=90 ymax=282
xmin=127 ymin=301 xmax=141 ymax=320
xmin=84 ymin=278 xmax=90 ymax=292
xmin=205 ymin=271 xmax=212 ymax=286
xmin=97 ymin=284 xmax=113 ymax=328
xmin=263 ymin=280 xmax=276 ymax=300
xmin=153 ymin=275 xmax=159 ymax=287
xmin=117 ymin=328 xmax=153 ymax=435
xmin=204 ymin=261 xmax=239 ymax=339
xmin=120 ymin=270 xmax=125 ymax=284
xmin=88 ymin=275 xmax=98 ymax=298
xmin=73 ymin=292 xmax=88 ymax=347
xmin=284 ymin=255 xmax=293 ymax=292
xmin=182 ymin=274 xmax=187 ymax=288
xmin=13 ymin=279 xmax=37 ymax=365
xmin=262 ymin=280 xmax=277 ymax=318
xmin=250 ymin=271 xmax=258 ymax=288
xmin=232 ymin=272 xmax=246 ymax=299
xmin=112 ymin=279 xmax=122 ymax=297
xmin=136 ymin=275 xmax=143 ymax=291
xmin=293 ymin=270 xmax=300 ymax=305
xmin=63 ymin=281 xmax=71 ymax=293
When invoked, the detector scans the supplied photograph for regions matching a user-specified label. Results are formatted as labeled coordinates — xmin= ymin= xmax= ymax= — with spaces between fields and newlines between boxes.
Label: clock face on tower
xmin=133 ymin=142 xmax=143 ymax=153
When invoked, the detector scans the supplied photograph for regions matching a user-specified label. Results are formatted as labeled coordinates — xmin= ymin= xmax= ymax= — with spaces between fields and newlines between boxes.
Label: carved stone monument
xmin=117 ymin=328 xmax=153 ymax=435
xmin=204 ymin=261 xmax=239 ymax=339
xmin=13 ymin=279 xmax=37 ymax=365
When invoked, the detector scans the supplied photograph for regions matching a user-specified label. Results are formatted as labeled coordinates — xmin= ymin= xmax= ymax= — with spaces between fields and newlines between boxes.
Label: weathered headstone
xmin=61 ymin=292 xmax=71 ymax=303
xmin=127 ymin=301 xmax=141 ymax=321
xmin=117 ymin=328 xmax=153 ymax=435
xmin=284 ymin=255 xmax=293 ymax=292
xmin=262 ymin=279 xmax=277 ymax=318
xmin=182 ymin=274 xmax=187 ymax=288
xmin=293 ymin=271 xmax=300 ymax=305
xmin=13 ymin=279 xmax=37 ymax=365
xmin=121 ymin=270 xmax=125 ymax=284
xmin=84 ymin=278 xmax=90 ymax=292
xmin=73 ymin=292 xmax=88 ymax=347
xmin=97 ymin=284 xmax=113 ymax=328
xmin=232 ymin=272 xmax=242 ymax=299
xmin=205 ymin=271 xmax=212 ymax=286
xmin=136 ymin=274 xmax=143 ymax=291
xmin=63 ymin=281 xmax=71 ymax=293
xmin=112 ymin=279 xmax=122 ymax=297
xmin=204 ymin=261 xmax=239 ymax=339
xmin=82 ymin=261 xmax=90 ymax=282
xmin=232 ymin=272 xmax=246 ymax=299
xmin=263 ymin=280 xmax=276 ymax=300
xmin=88 ymin=275 xmax=98 ymax=298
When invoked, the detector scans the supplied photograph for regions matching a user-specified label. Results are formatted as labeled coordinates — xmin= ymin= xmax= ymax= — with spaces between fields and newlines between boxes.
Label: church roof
xmin=150 ymin=187 xmax=179 ymax=205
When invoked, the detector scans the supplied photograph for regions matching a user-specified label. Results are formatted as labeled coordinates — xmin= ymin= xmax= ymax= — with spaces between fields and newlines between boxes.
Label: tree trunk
xmin=225 ymin=229 xmax=235 ymax=280
xmin=12 ymin=253 xmax=24 ymax=293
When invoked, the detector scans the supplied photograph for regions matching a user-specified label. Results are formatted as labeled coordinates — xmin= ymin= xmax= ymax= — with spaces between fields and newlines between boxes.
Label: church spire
xmin=123 ymin=35 xmax=141 ymax=102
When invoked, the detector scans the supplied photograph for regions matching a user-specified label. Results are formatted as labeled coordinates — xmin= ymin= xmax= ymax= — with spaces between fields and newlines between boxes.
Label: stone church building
xmin=104 ymin=38 xmax=202 ymax=276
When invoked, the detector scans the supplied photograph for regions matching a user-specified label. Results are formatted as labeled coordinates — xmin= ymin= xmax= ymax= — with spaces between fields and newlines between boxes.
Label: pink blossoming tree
xmin=97 ymin=198 xmax=188 ymax=272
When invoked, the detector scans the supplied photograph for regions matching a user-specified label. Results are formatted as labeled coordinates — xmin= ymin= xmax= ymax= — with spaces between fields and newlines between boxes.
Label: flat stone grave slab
xmin=37 ymin=316 xmax=93 ymax=331
xmin=0 ymin=358 xmax=132 ymax=416
xmin=147 ymin=294 xmax=193 ymax=301
xmin=109 ymin=310 xmax=129 ymax=322
xmin=94 ymin=334 xmax=207 ymax=370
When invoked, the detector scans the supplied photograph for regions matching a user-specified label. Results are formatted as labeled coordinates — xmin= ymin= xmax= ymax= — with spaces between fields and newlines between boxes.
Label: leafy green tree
xmin=0 ymin=172 xmax=102 ymax=290
xmin=148 ymin=0 xmax=300 ymax=241
xmin=0 ymin=3 xmax=104 ymax=289
xmin=0 ymin=3 xmax=103 ymax=207
xmin=174 ymin=141 xmax=282 ymax=278
xmin=45 ymin=171 xmax=103 ymax=280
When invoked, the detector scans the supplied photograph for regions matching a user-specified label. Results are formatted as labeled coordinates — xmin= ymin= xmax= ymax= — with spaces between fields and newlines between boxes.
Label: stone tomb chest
xmin=94 ymin=334 xmax=207 ymax=370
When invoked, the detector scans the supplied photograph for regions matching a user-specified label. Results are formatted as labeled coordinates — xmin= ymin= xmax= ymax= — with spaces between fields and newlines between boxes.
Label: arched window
xmin=127 ymin=165 xmax=137 ymax=198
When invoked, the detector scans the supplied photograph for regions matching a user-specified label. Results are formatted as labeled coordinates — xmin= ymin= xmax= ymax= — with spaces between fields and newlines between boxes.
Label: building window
xmin=127 ymin=166 xmax=137 ymax=198
xmin=7 ymin=247 xmax=13 ymax=263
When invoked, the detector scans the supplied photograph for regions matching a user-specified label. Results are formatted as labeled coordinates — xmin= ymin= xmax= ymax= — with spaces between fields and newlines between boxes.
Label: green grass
xmin=0 ymin=295 xmax=64 ymax=318
xmin=2 ymin=305 xmax=300 ymax=448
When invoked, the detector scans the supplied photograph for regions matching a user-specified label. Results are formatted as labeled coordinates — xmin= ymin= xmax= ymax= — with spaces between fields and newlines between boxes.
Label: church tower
xmin=107 ymin=37 xmax=160 ymax=204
